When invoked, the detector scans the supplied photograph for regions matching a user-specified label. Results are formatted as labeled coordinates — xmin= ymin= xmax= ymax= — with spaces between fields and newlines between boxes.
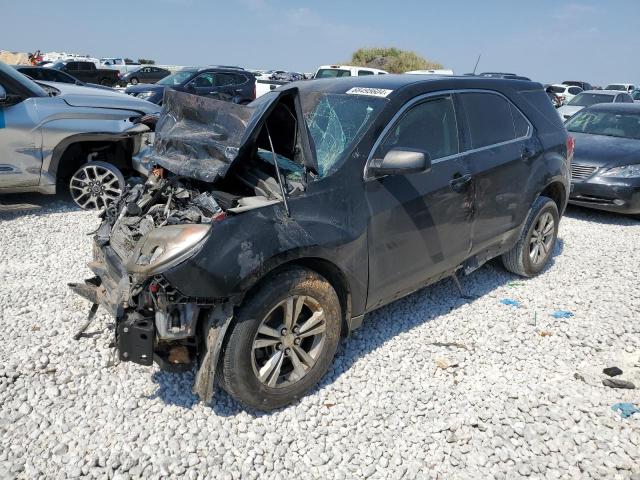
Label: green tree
xmin=348 ymin=47 xmax=443 ymax=73
xmin=138 ymin=58 xmax=156 ymax=65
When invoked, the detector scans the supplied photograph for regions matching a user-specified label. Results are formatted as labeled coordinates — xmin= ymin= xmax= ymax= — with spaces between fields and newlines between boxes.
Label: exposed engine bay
xmin=69 ymin=88 xmax=313 ymax=397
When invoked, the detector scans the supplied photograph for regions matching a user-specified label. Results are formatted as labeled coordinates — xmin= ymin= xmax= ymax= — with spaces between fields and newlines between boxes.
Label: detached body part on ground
xmin=70 ymin=75 xmax=571 ymax=410
xmin=0 ymin=61 xmax=160 ymax=209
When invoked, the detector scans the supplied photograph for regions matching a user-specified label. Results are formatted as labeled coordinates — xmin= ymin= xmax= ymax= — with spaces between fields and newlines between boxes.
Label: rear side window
xmin=65 ymin=63 xmax=78 ymax=71
xmin=511 ymin=104 xmax=531 ymax=138
xmin=377 ymin=96 xmax=459 ymax=161
xmin=568 ymin=87 xmax=582 ymax=95
xmin=459 ymin=93 xmax=515 ymax=148
xmin=357 ymin=70 xmax=374 ymax=76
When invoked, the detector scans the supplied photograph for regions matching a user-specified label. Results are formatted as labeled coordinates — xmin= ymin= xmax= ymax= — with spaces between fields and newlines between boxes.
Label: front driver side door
xmin=0 ymin=86 xmax=42 ymax=188
xmin=185 ymin=72 xmax=216 ymax=97
xmin=365 ymin=94 xmax=473 ymax=310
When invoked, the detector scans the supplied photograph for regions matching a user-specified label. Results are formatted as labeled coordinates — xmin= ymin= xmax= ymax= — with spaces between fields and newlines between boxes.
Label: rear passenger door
xmin=365 ymin=94 xmax=473 ymax=309
xmin=456 ymin=91 xmax=536 ymax=254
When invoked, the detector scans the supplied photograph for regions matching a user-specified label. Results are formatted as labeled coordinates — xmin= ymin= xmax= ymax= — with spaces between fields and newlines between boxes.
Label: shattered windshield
xmin=301 ymin=93 xmax=387 ymax=177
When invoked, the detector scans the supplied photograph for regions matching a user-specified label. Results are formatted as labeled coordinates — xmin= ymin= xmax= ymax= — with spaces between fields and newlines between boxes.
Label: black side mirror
xmin=368 ymin=148 xmax=431 ymax=178
xmin=75 ymin=80 xmax=83 ymax=86
xmin=186 ymin=83 xmax=196 ymax=91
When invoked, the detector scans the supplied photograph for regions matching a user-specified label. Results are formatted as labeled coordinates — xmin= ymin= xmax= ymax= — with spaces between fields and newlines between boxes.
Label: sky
xmin=1 ymin=0 xmax=638 ymax=86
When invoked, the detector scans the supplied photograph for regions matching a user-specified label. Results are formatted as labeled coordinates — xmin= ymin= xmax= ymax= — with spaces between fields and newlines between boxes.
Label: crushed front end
xmin=69 ymin=171 xmax=228 ymax=374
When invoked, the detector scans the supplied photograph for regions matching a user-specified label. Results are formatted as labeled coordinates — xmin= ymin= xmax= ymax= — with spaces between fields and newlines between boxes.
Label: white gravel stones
xmin=1 ymin=195 xmax=640 ymax=479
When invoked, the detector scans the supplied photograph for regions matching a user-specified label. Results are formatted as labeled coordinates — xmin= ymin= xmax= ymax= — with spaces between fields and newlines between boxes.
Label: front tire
xmin=219 ymin=267 xmax=341 ymax=410
xmin=68 ymin=161 xmax=125 ymax=210
xmin=502 ymin=195 xmax=559 ymax=277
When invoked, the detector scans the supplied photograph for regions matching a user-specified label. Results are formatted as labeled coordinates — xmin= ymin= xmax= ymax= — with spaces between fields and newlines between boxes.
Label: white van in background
xmin=314 ymin=65 xmax=387 ymax=78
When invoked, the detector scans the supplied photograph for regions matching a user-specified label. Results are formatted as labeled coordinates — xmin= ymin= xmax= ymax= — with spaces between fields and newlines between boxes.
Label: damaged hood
xmin=38 ymin=81 xmax=161 ymax=115
xmin=144 ymin=89 xmax=282 ymax=183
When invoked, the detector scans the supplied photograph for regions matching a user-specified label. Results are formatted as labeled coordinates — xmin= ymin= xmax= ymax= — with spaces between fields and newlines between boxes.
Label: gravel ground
xmin=1 ymin=194 xmax=639 ymax=480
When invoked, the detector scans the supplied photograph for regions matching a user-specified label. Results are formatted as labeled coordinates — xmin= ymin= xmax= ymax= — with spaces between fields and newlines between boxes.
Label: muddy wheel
xmin=69 ymin=161 xmax=125 ymax=210
xmin=219 ymin=267 xmax=341 ymax=410
xmin=502 ymin=195 xmax=559 ymax=277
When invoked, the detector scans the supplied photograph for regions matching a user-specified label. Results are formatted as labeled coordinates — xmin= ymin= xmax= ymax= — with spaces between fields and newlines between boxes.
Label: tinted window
xmin=215 ymin=73 xmax=237 ymax=86
xmin=547 ymin=85 xmax=566 ymax=94
xmin=460 ymin=93 xmax=515 ymax=148
xmin=619 ymin=94 xmax=634 ymax=103
xmin=65 ymin=63 xmax=78 ymax=71
xmin=377 ymin=96 xmax=459 ymax=160
xmin=358 ymin=70 xmax=374 ymax=76
xmin=315 ymin=69 xmax=351 ymax=78
xmin=568 ymin=87 xmax=582 ymax=95
xmin=79 ymin=62 xmax=94 ymax=70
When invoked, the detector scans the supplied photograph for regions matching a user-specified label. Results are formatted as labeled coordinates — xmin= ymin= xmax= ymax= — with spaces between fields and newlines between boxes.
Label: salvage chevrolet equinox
xmin=70 ymin=75 xmax=572 ymax=410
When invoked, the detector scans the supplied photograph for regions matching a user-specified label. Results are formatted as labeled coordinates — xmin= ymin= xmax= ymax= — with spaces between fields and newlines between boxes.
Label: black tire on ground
xmin=100 ymin=78 xmax=111 ymax=86
xmin=219 ymin=267 xmax=341 ymax=410
xmin=501 ymin=195 xmax=559 ymax=277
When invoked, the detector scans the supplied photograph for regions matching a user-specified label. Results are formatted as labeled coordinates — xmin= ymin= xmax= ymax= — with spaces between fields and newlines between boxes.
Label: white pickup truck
xmin=314 ymin=65 xmax=388 ymax=78
xmin=100 ymin=58 xmax=142 ymax=75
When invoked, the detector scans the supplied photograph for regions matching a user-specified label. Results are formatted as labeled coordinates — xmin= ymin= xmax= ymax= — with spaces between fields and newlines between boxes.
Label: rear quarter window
xmin=519 ymin=89 xmax=565 ymax=129
xmin=459 ymin=92 xmax=515 ymax=148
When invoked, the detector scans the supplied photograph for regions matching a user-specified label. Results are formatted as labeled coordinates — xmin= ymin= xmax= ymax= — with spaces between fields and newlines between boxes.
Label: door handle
xmin=449 ymin=173 xmax=472 ymax=192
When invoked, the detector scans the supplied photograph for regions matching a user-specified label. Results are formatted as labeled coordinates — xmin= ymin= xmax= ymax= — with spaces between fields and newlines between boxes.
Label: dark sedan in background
xmin=119 ymin=66 xmax=170 ymax=86
xmin=567 ymin=103 xmax=640 ymax=216
xmin=13 ymin=65 xmax=115 ymax=91
xmin=125 ymin=66 xmax=255 ymax=105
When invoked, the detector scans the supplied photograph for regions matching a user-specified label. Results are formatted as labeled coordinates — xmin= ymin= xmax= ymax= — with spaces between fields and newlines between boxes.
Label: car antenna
xmin=472 ymin=53 xmax=482 ymax=75
xmin=265 ymin=124 xmax=291 ymax=217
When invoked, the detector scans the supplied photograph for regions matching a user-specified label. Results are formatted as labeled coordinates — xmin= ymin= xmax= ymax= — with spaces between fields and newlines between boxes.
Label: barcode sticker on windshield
xmin=346 ymin=87 xmax=393 ymax=98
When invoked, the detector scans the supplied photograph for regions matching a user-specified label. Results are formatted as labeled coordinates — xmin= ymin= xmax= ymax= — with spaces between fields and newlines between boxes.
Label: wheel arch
xmin=46 ymin=133 xmax=135 ymax=186
xmin=539 ymin=180 xmax=567 ymax=216
xmin=235 ymin=256 xmax=353 ymax=337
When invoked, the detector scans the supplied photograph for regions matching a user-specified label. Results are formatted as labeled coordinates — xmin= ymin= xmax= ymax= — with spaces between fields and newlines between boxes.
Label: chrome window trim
xmin=364 ymin=88 xmax=534 ymax=181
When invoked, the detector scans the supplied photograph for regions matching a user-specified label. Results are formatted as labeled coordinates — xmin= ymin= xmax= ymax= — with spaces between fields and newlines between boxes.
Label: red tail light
xmin=567 ymin=136 xmax=575 ymax=160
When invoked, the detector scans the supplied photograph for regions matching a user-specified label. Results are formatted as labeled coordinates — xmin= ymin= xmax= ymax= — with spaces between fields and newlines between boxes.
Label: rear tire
xmin=502 ymin=195 xmax=559 ymax=277
xmin=219 ymin=267 xmax=341 ymax=410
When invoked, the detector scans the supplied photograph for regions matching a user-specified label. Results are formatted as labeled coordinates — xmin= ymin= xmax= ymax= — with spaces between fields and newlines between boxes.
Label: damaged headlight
xmin=126 ymin=224 xmax=210 ymax=277
xmin=601 ymin=164 xmax=640 ymax=178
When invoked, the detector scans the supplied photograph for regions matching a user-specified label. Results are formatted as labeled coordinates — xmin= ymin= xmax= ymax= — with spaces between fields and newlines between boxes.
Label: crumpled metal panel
xmin=145 ymin=90 xmax=254 ymax=183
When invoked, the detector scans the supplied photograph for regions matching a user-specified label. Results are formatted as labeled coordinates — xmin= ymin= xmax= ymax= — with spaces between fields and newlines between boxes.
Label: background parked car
xmin=100 ymin=57 xmax=141 ymax=75
xmin=566 ymin=103 xmax=640 ymax=216
xmin=631 ymin=90 xmax=640 ymax=102
xmin=0 ymin=61 xmax=159 ymax=209
xmin=314 ymin=65 xmax=387 ymax=78
xmin=49 ymin=60 xmax=120 ymax=86
xmin=13 ymin=65 xmax=116 ymax=91
xmin=604 ymin=83 xmax=636 ymax=93
xmin=120 ymin=66 xmax=171 ymax=86
xmin=562 ymin=80 xmax=593 ymax=91
xmin=546 ymin=84 xmax=582 ymax=105
xmin=557 ymin=90 xmax=634 ymax=120
xmin=125 ymin=66 xmax=255 ymax=105
xmin=546 ymin=90 xmax=562 ymax=108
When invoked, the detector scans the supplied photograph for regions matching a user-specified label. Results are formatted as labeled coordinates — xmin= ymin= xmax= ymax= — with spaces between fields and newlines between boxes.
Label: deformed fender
xmin=192 ymin=302 xmax=234 ymax=402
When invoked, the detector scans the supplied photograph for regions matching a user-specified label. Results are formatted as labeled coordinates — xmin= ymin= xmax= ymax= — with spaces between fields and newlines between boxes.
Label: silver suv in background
xmin=0 ymin=61 xmax=160 ymax=209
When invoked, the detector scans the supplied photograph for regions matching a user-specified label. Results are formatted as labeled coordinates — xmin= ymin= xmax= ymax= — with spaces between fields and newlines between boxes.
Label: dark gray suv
xmin=71 ymin=75 xmax=571 ymax=410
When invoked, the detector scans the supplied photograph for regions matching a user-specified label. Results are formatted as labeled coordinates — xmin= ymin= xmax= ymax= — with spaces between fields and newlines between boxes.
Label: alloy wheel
xmin=69 ymin=164 xmax=123 ymax=210
xmin=251 ymin=295 xmax=327 ymax=388
xmin=529 ymin=212 xmax=555 ymax=265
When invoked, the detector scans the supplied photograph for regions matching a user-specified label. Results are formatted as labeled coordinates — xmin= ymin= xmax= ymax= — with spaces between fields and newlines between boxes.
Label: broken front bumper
xmin=68 ymin=244 xmax=156 ymax=366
